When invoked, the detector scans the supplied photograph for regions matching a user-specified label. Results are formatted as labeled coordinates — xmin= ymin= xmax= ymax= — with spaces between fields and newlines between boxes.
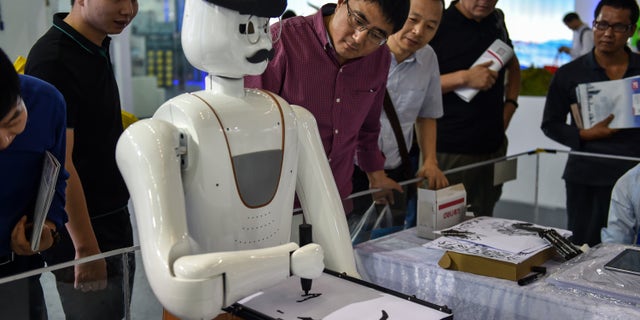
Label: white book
xmin=575 ymin=75 xmax=640 ymax=129
xmin=30 ymin=151 xmax=61 ymax=251
xmin=454 ymin=39 xmax=514 ymax=103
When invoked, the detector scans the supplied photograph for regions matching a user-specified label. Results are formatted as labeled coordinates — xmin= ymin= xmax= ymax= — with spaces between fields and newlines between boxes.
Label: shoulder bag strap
xmin=383 ymin=90 xmax=413 ymax=181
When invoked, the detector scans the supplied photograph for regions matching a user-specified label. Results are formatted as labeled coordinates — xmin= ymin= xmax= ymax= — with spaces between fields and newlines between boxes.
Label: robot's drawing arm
xmin=173 ymin=242 xmax=323 ymax=305
xmin=116 ymin=119 xmax=223 ymax=319
xmin=291 ymin=105 xmax=360 ymax=277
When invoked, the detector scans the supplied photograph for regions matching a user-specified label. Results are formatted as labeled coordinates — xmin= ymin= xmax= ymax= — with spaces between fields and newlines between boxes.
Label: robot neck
xmin=206 ymin=74 xmax=245 ymax=98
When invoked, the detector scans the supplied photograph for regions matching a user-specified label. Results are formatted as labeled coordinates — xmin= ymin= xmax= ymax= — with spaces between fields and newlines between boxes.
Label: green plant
xmin=520 ymin=67 xmax=554 ymax=96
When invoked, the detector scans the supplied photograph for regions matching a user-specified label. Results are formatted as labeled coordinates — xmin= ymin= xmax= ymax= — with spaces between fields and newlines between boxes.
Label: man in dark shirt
xmin=430 ymin=0 xmax=521 ymax=217
xmin=25 ymin=0 xmax=138 ymax=318
xmin=542 ymin=0 xmax=640 ymax=247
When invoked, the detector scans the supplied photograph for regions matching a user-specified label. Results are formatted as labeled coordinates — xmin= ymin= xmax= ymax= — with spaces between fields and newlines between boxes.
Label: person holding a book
xmin=542 ymin=0 xmax=640 ymax=247
xmin=352 ymin=0 xmax=449 ymax=230
xmin=429 ymin=0 xmax=521 ymax=218
xmin=0 ymin=47 xmax=67 ymax=319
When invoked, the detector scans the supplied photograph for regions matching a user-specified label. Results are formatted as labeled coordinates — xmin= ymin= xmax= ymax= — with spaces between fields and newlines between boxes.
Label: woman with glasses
xmin=245 ymin=0 xmax=410 ymax=214
xmin=542 ymin=0 xmax=640 ymax=247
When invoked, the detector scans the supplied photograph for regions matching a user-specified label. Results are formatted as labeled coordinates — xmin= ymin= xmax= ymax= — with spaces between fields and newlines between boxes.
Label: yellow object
xmin=438 ymin=247 xmax=554 ymax=281
xmin=13 ymin=56 xmax=27 ymax=74
xmin=121 ymin=110 xmax=139 ymax=129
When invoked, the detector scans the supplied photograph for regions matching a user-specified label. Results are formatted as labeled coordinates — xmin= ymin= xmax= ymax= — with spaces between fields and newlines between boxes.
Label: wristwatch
xmin=504 ymin=99 xmax=519 ymax=109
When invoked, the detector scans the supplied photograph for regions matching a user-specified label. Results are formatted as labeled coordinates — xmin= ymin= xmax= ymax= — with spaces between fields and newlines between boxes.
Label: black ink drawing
xmin=296 ymin=293 xmax=322 ymax=303
xmin=440 ymin=229 xmax=481 ymax=241
xmin=380 ymin=310 xmax=389 ymax=319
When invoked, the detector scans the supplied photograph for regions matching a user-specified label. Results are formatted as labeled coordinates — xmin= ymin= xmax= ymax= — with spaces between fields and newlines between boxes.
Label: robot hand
xmin=291 ymin=243 xmax=324 ymax=279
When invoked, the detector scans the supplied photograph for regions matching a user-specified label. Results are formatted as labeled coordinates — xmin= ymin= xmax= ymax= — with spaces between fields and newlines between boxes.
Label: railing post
xmin=534 ymin=152 xmax=540 ymax=224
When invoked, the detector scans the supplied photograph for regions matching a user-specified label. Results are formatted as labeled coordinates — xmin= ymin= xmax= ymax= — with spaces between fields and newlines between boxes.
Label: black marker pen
xmin=299 ymin=223 xmax=313 ymax=295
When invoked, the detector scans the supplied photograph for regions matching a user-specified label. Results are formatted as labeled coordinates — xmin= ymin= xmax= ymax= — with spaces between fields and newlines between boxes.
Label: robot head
xmin=182 ymin=0 xmax=287 ymax=78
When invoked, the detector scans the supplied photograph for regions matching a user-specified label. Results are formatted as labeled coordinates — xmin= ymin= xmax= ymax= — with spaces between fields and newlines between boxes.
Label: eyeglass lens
xmin=346 ymin=1 xmax=387 ymax=45
xmin=593 ymin=20 xmax=632 ymax=33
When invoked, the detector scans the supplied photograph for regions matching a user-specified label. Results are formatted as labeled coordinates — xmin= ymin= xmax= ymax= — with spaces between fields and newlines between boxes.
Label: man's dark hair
xmin=282 ymin=9 xmax=297 ymax=19
xmin=363 ymin=0 xmax=410 ymax=33
xmin=563 ymin=12 xmax=580 ymax=24
xmin=0 ymin=48 xmax=20 ymax=121
xmin=595 ymin=0 xmax=640 ymax=25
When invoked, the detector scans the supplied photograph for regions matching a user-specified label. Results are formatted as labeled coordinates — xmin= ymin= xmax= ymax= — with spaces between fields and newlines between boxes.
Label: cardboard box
xmin=437 ymin=247 xmax=555 ymax=281
xmin=416 ymin=183 xmax=466 ymax=239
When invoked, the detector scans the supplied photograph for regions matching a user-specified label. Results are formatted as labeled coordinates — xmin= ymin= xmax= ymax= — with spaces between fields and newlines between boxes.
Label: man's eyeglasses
xmin=592 ymin=20 xmax=634 ymax=33
xmin=345 ymin=1 xmax=388 ymax=46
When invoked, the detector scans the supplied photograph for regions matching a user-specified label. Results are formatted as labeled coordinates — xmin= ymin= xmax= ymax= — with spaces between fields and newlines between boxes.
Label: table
xmin=354 ymin=228 xmax=640 ymax=320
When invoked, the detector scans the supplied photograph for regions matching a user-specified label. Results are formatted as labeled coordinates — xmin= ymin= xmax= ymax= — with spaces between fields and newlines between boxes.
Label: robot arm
xmin=117 ymin=119 xmax=224 ymax=319
xmin=173 ymin=242 xmax=323 ymax=304
xmin=291 ymin=105 xmax=360 ymax=277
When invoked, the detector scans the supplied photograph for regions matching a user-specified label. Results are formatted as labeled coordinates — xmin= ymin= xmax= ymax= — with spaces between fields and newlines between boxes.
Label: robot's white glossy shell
xmin=181 ymin=1 xmax=271 ymax=77
xmin=152 ymin=90 xmax=299 ymax=253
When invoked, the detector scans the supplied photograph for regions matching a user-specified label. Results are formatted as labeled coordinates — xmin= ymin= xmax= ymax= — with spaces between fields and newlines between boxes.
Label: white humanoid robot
xmin=116 ymin=0 xmax=358 ymax=319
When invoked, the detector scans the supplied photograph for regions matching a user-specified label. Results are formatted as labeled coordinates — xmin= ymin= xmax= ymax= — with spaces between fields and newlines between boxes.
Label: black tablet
xmin=604 ymin=248 xmax=640 ymax=276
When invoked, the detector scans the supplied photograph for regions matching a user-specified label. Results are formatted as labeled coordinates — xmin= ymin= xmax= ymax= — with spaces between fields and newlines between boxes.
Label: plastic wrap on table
xmin=547 ymin=243 xmax=640 ymax=305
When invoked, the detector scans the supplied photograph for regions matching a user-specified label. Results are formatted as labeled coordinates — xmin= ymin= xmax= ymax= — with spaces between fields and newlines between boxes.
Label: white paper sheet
xmin=424 ymin=217 xmax=572 ymax=263
xmin=235 ymin=272 xmax=451 ymax=319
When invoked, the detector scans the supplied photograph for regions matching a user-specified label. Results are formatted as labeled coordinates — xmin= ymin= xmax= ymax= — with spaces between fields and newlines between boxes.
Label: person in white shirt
xmin=352 ymin=0 xmax=449 ymax=229
xmin=601 ymin=163 xmax=640 ymax=245
xmin=558 ymin=12 xmax=594 ymax=60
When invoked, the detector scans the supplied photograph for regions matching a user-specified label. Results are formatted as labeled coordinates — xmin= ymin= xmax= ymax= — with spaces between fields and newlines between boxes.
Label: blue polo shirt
xmin=0 ymin=75 xmax=68 ymax=256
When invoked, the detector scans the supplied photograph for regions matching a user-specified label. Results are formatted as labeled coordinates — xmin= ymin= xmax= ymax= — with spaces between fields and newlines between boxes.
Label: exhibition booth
xmin=1 ymin=149 xmax=638 ymax=319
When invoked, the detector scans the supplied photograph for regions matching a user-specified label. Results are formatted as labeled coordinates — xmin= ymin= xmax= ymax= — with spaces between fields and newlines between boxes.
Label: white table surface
xmin=354 ymin=228 xmax=640 ymax=320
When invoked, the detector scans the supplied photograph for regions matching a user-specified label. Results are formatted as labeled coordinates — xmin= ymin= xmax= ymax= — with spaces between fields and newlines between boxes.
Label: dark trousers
xmin=437 ymin=139 xmax=508 ymax=217
xmin=44 ymin=207 xmax=135 ymax=320
xmin=0 ymin=254 xmax=47 ymax=319
xmin=565 ymin=182 xmax=613 ymax=247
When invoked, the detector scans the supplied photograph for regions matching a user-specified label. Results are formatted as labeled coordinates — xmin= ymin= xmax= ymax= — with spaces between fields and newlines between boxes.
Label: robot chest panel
xmin=186 ymin=191 xmax=296 ymax=250
xmin=196 ymin=106 xmax=297 ymax=207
